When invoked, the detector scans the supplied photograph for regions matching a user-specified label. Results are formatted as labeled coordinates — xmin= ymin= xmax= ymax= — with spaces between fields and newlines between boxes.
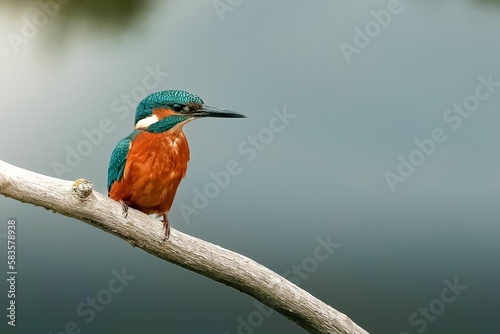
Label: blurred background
xmin=1 ymin=0 xmax=499 ymax=333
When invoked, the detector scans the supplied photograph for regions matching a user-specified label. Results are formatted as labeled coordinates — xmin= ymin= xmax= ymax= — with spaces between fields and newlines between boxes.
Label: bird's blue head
xmin=134 ymin=90 xmax=246 ymax=133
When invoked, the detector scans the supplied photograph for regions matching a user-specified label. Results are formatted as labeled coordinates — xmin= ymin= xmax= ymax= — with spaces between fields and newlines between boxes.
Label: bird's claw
xmin=119 ymin=200 xmax=129 ymax=218
xmin=161 ymin=213 xmax=170 ymax=242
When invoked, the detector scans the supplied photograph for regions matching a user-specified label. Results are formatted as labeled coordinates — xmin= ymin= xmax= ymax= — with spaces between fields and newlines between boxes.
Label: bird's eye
xmin=172 ymin=104 xmax=184 ymax=112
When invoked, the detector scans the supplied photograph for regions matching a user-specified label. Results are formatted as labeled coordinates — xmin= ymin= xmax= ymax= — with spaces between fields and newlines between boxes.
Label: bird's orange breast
xmin=109 ymin=129 xmax=190 ymax=215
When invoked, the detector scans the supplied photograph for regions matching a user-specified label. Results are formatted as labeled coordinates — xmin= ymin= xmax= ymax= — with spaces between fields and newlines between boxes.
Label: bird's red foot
xmin=119 ymin=200 xmax=129 ymax=218
xmin=161 ymin=213 xmax=170 ymax=241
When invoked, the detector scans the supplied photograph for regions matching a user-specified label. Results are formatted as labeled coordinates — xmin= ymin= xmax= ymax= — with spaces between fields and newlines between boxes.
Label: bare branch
xmin=0 ymin=159 xmax=369 ymax=334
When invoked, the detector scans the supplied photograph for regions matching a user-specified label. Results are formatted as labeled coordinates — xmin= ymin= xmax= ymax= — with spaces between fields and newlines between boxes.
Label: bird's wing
xmin=107 ymin=130 xmax=140 ymax=192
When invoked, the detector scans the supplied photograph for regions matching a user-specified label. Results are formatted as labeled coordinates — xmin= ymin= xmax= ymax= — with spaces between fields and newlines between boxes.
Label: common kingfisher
xmin=107 ymin=90 xmax=246 ymax=239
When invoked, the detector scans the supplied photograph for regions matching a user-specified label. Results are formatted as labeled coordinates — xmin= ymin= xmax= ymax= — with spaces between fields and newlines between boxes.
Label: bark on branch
xmin=0 ymin=159 xmax=369 ymax=334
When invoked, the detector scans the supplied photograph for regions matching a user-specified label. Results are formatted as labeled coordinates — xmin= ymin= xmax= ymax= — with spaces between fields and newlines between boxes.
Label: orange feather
xmin=109 ymin=127 xmax=190 ymax=216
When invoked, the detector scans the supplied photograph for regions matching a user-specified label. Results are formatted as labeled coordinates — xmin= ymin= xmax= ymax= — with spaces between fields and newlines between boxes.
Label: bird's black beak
xmin=190 ymin=105 xmax=247 ymax=119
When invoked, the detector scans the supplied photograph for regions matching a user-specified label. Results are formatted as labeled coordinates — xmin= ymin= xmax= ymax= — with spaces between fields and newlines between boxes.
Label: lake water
xmin=0 ymin=1 xmax=499 ymax=333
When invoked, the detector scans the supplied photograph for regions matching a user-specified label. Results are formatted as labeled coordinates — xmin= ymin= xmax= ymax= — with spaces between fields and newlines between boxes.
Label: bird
xmin=107 ymin=90 xmax=246 ymax=240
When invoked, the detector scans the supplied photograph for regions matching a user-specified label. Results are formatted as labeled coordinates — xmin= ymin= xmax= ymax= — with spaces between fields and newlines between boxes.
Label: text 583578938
xmin=7 ymin=219 xmax=17 ymax=327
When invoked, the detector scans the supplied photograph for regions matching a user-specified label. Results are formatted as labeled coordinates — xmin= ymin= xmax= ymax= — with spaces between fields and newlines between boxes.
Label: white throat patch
xmin=135 ymin=115 xmax=159 ymax=129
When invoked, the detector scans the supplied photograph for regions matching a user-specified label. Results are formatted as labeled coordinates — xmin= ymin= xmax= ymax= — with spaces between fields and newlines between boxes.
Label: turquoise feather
xmin=107 ymin=130 xmax=140 ymax=192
